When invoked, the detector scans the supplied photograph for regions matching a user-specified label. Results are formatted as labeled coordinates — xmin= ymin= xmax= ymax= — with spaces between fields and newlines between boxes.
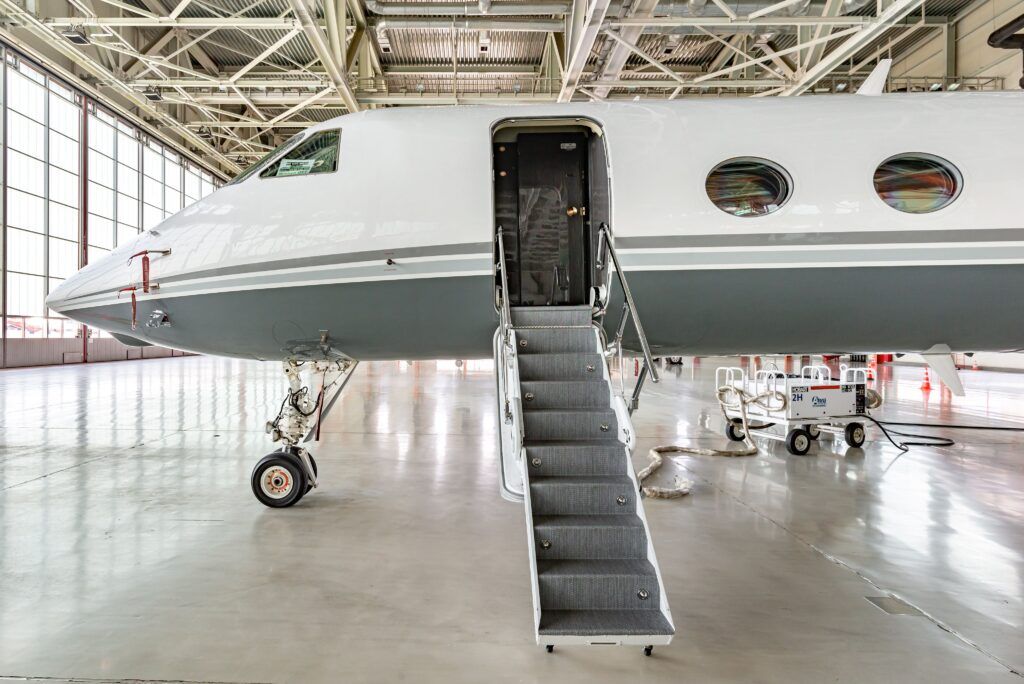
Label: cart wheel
xmin=844 ymin=422 xmax=866 ymax=448
xmin=786 ymin=428 xmax=812 ymax=456
xmin=803 ymin=424 xmax=821 ymax=440
xmin=725 ymin=422 xmax=745 ymax=442
xmin=546 ymin=645 xmax=554 ymax=653
xmin=644 ymin=645 xmax=654 ymax=656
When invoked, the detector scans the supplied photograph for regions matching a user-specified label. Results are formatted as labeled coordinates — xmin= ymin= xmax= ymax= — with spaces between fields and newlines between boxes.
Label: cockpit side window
xmin=260 ymin=130 xmax=340 ymax=178
xmin=225 ymin=132 xmax=304 ymax=186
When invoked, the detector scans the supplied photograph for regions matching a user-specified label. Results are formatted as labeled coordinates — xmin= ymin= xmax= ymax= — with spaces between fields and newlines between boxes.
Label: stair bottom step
xmin=539 ymin=610 xmax=674 ymax=636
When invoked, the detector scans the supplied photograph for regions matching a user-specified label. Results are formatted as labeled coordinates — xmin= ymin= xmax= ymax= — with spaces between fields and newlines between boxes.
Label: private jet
xmin=46 ymin=87 xmax=1024 ymax=651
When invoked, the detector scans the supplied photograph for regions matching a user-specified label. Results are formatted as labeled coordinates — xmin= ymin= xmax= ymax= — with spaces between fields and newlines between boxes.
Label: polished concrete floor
xmin=0 ymin=356 xmax=1021 ymax=683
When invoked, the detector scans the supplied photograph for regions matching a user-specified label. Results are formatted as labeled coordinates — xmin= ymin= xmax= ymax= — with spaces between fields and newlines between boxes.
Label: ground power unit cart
xmin=717 ymin=365 xmax=869 ymax=455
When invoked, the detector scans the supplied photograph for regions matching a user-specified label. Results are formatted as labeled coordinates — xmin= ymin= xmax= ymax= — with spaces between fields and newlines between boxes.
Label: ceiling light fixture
xmin=61 ymin=27 xmax=89 ymax=45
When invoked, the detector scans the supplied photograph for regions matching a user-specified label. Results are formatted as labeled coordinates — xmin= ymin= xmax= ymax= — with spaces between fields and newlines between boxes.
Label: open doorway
xmin=493 ymin=119 xmax=610 ymax=307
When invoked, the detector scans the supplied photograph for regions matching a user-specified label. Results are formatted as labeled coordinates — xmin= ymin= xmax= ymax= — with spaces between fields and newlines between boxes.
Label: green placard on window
xmin=277 ymin=159 xmax=316 ymax=177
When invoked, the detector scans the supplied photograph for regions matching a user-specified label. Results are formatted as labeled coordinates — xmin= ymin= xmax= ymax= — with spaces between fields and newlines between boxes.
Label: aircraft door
xmin=517 ymin=132 xmax=588 ymax=306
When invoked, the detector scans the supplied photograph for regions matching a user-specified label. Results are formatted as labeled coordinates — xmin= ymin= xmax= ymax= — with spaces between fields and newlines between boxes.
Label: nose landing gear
xmin=252 ymin=358 xmax=356 ymax=508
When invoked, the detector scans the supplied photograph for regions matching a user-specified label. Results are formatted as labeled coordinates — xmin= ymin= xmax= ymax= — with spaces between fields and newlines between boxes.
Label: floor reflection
xmin=0 ymin=355 xmax=1021 ymax=681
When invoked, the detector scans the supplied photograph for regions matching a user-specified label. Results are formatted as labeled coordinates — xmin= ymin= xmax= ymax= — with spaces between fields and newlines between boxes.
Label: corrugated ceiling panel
xmin=383 ymin=28 xmax=546 ymax=64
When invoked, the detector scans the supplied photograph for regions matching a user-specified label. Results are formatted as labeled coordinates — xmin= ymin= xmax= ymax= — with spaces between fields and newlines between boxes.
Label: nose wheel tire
xmin=786 ymin=428 xmax=812 ymax=456
xmin=252 ymin=451 xmax=307 ymax=508
xmin=844 ymin=422 xmax=866 ymax=448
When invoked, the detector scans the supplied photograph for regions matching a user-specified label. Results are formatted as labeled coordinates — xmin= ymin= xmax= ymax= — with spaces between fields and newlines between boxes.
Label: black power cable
xmin=873 ymin=420 xmax=1024 ymax=432
xmin=836 ymin=414 xmax=1024 ymax=452
xmin=863 ymin=415 xmax=954 ymax=451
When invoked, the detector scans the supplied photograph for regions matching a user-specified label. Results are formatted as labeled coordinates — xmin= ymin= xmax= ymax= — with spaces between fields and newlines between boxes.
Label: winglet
xmin=856 ymin=58 xmax=892 ymax=96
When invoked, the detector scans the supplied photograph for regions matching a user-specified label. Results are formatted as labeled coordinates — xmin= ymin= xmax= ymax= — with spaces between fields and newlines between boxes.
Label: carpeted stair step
xmin=524 ymin=441 xmax=628 ymax=477
xmin=538 ymin=610 xmax=675 ymax=636
xmin=523 ymin=409 xmax=618 ymax=441
xmin=520 ymin=381 xmax=610 ymax=409
xmin=533 ymin=515 xmax=647 ymax=560
xmin=517 ymin=353 xmax=606 ymax=381
xmin=511 ymin=305 xmax=591 ymax=327
xmin=530 ymin=475 xmax=637 ymax=515
xmin=515 ymin=327 xmax=597 ymax=354
xmin=537 ymin=559 xmax=661 ymax=611
xmin=509 ymin=304 xmax=675 ymax=644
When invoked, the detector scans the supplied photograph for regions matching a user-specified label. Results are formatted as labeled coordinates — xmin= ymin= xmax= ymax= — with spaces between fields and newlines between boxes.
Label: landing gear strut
xmin=251 ymin=358 xmax=356 ymax=508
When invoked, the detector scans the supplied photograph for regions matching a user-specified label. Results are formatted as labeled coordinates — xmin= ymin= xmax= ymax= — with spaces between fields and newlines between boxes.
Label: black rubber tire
xmin=644 ymin=645 xmax=653 ymax=657
xmin=546 ymin=645 xmax=554 ymax=653
xmin=725 ymin=422 xmax=745 ymax=442
xmin=845 ymin=422 xmax=866 ymax=448
xmin=251 ymin=451 xmax=307 ymax=508
xmin=803 ymin=424 xmax=821 ymax=440
xmin=786 ymin=429 xmax=812 ymax=456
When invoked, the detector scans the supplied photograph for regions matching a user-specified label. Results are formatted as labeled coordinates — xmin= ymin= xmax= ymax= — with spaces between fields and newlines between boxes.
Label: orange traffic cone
xmin=920 ymin=366 xmax=932 ymax=391
xmin=972 ymin=356 xmax=980 ymax=371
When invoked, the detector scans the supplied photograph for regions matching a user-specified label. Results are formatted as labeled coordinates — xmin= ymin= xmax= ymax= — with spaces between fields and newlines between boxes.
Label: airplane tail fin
xmin=856 ymin=58 xmax=892 ymax=96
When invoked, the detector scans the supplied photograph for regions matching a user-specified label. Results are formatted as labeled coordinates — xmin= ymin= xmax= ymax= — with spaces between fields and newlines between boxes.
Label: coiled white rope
xmin=637 ymin=384 xmax=788 ymax=499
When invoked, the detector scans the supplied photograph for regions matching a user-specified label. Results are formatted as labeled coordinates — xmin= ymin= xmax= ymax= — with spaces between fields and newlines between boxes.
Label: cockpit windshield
xmin=260 ymin=130 xmax=340 ymax=178
xmin=225 ymin=132 xmax=305 ymax=186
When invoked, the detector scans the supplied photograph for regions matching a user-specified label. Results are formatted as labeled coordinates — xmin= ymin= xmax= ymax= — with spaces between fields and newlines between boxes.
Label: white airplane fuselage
xmin=47 ymin=94 xmax=1024 ymax=360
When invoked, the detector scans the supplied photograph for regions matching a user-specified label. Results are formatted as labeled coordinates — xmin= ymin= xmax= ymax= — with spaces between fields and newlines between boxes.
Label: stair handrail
xmin=598 ymin=223 xmax=659 ymax=387
xmin=495 ymin=229 xmax=514 ymax=422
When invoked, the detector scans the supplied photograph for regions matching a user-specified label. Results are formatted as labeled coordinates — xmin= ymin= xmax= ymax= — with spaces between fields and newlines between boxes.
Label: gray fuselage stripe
xmin=156 ymin=241 xmax=494 ymax=286
xmin=615 ymin=228 xmax=1024 ymax=250
xmin=160 ymin=229 xmax=1024 ymax=286
xmin=57 ymin=229 xmax=1024 ymax=306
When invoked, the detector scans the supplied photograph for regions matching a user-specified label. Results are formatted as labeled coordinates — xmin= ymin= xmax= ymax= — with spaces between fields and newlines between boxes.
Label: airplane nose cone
xmin=43 ymin=248 xmax=131 ymax=324
xmin=45 ymin=277 xmax=75 ymax=315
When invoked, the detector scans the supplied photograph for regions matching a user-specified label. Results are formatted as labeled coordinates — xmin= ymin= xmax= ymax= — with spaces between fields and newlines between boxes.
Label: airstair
xmin=494 ymin=226 xmax=674 ymax=653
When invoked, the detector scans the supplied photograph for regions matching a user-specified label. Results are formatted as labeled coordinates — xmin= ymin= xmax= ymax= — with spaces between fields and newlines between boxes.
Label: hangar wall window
xmin=873 ymin=153 xmax=962 ymax=214
xmin=0 ymin=42 xmax=223 ymax=366
xmin=260 ymin=130 xmax=340 ymax=178
xmin=4 ymin=57 xmax=81 ymax=340
xmin=705 ymin=157 xmax=792 ymax=217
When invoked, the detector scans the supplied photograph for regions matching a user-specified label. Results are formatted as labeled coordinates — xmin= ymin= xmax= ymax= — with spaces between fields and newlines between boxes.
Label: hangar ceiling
xmin=0 ymin=0 xmax=1002 ymax=175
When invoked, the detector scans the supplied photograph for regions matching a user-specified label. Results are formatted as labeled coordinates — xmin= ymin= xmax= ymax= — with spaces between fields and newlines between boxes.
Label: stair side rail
xmin=597 ymin=223 xmax=659 ymax=412
xmin=494 ymin=229 xmax=525 ymax=501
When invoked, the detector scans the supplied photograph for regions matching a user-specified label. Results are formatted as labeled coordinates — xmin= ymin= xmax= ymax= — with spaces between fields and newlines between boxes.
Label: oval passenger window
xmin=873 ymin=153 xmax=962 ymax=214
xmin=705 ymin=158 xmax=792 ymax=217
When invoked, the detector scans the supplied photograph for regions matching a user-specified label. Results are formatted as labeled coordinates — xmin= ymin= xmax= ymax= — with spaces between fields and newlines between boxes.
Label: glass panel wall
xmin=1 ymin=43 xmax=223 ymax=365
xmin=4 ymin=55 xmax=77 ymax=340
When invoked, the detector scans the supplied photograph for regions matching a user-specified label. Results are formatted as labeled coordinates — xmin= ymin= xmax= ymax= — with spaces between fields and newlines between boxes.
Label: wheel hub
xmin=261 ymin=466 xmax=293 ymax=499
